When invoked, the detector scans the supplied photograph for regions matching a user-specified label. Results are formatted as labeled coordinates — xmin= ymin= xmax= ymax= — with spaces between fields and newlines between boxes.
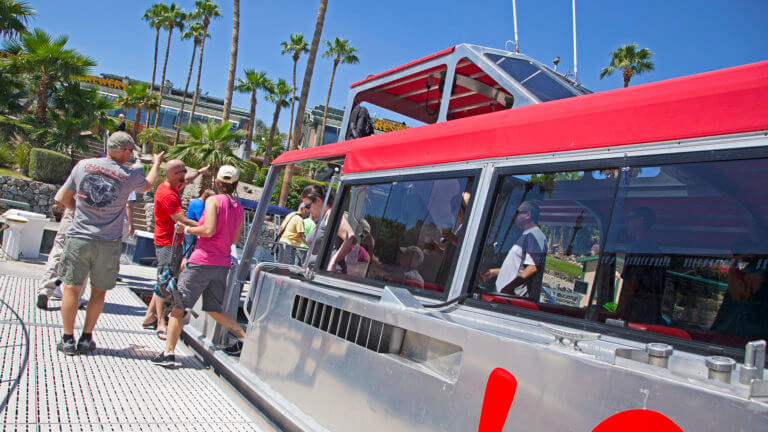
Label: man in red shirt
xmin=143 ymin=159 xmax=208 ymax=338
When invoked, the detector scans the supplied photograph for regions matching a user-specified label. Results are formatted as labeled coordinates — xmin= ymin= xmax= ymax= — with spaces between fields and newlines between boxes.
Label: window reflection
xmin=598 ymin=159 xmax=768 ymax=347
xmin=476 ymin=170 xmax=617 ymax=311
xmin=328 ymin=177 xmax=474 ymax=293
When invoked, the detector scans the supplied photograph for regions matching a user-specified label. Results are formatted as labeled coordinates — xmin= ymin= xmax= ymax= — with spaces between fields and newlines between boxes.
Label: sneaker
xmin=52 ymin=286 xmax=63 ymax=299
xmin=223 ymin=340 xmax=243 ymax=357
xmin=151 ymin=352 xmax=176 ymax=368
xmin=57 ymin=338 xmax=77 ymax=356
xmin=76 ymin=338 xmax=96 ymax=354
xmin=36 ymin=293 xmax=48 ymax=310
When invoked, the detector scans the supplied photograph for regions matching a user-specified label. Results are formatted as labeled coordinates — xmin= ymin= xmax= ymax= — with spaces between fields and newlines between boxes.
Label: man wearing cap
xmin=145 ymin=159 xmax=209 ymax=339
xmin=54 ymin=131 xmax=164 ymax=355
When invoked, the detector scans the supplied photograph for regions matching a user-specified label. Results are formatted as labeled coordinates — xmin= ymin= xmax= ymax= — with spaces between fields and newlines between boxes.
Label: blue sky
xmin=33 ymin=0 xmax=767 ymax=135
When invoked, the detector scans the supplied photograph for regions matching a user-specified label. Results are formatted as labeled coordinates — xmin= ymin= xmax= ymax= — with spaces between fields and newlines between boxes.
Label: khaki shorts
xmin=59 ymin=237 xmax=121 ymax=290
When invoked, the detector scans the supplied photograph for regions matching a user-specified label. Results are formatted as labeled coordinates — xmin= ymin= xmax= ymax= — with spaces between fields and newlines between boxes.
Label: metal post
xmin=235 ymin=166 xmax=282 ymax=284
xmin=572 ymin=0 xmax=578 ymax=83
xmin=512 ymin=0 xmax=519 ymax=52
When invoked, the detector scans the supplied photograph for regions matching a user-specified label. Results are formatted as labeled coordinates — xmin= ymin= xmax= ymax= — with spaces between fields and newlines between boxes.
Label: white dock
xmin=0 ymin=259 xmax=278 ymax=431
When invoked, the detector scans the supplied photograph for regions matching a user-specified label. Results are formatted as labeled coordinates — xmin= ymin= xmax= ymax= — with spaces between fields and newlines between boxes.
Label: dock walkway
xmin=0 ymin=259 xmax=277 ymax=431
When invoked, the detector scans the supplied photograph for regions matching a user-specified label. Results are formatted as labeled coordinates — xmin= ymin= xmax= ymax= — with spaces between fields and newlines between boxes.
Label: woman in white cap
xmin=152 ymin=165 xmax=246 ymax=367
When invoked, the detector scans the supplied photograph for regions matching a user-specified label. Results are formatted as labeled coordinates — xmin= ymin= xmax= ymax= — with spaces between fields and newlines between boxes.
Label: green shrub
xmin=14 ymin=142 xmax=30 ymax=174
xmin=241 ymin=161 xmax=259 ymax=184
xmin=253 ymin=174 xmax=266 ymax=187
xmin=29 ymin=148 xmax=72 ymax=184
xmin=0 ymin=145 xmax=13 ymax=168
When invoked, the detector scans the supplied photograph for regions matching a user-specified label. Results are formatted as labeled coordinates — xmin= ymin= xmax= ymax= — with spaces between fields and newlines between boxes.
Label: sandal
xmin=142 ymin=320 xmax=158 ymax=330
xmin=157 ymin=329 xmax=167 ymax=340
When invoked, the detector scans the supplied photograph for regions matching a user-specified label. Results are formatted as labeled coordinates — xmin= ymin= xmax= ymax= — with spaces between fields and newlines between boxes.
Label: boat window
xmin=324 ymin=176 xmax=475 ymax=294
xmin=485 ymin=54 xmax=577 ymax=102
xmin=595 ymin=158 xmax=768 ymax=348
xmin=474 ymin=169 xmax=619 ymax=316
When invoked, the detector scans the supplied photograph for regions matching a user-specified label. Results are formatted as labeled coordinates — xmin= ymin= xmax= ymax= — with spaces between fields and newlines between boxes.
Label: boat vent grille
xmin=291 ymin=295 xmax=403 ymax=354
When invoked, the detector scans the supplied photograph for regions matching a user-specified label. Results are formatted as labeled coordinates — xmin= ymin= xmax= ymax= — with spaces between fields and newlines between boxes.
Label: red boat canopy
xmin=272 ymin=60 xmax=768 ymax=174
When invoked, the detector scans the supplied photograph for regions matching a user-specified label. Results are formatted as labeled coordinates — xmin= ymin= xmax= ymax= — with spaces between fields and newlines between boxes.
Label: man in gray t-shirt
xmin=54 ymin=131 xmax=164 ymax=356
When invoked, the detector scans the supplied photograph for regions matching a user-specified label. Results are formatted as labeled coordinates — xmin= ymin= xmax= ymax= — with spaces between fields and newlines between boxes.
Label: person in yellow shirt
xmin=278 ymin=204 xmax=307 ymax=264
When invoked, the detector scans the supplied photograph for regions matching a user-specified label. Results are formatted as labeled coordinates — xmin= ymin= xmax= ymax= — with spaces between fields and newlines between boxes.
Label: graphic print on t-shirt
xmin=80 ymin=172 xmax=122 ymax=208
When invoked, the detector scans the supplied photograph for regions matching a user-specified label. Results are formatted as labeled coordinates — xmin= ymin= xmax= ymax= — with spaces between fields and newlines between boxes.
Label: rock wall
xmin=0 ymin=176 xmax=58 ymax=215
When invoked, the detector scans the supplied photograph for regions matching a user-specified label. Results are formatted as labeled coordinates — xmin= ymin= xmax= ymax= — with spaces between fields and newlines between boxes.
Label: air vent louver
xmin=291 ymin=295 xmax=404 ymax=354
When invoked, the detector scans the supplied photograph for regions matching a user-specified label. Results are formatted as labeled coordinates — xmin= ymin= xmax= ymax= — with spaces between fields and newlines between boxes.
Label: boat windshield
xmin=485 ymin=53 xmax=581 ymax=102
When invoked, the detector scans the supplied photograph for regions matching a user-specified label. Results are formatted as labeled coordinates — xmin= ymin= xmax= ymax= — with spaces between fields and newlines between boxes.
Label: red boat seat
xmin=481 ymin=294 xmax=539 ymax=310
xmin=627 ymin=323 xmax=692 ymax=340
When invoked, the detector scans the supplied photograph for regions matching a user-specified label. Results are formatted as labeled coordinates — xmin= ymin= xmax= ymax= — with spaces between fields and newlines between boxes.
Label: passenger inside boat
xmin=471 ymin=158 xmax=768 ymax=349
xmin=322 ymin=176 xmax=474 ymax=293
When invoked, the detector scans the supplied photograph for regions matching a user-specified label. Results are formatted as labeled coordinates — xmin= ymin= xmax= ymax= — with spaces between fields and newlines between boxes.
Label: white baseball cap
xmin=216 ymin=165 xmax=239 ymax=183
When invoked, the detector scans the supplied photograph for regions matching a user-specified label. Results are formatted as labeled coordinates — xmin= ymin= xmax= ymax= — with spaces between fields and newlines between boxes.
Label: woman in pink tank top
xmin=152 ymin=165 xmax=247 ymax=367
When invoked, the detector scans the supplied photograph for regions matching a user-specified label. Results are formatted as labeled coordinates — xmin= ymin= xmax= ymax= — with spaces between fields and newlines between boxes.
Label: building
xmin=298 ymin=104 xmax=408 ymax=148
xmin=78 ymin=73 xmax=252 ymax=140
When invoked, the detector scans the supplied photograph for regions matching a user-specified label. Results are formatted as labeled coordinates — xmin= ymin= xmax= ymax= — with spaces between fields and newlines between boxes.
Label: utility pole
xmin=512 ymin=0 xmax=519 ymax=52
xmin=572 ymin=0 xmax=578 ymax=83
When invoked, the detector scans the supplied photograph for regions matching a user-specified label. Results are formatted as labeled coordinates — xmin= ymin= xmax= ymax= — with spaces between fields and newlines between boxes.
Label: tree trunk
xmin=244 ymin=90 xmax=256 ymax=161
xmin=35 ymin=74 xmax=49 ymax=125
xmin=189 ymin=27 xmax=208 ymax=126
xmin=287 ymin=56 xmax=298 ymax=151
xmin=155 ymin=27 xmax=174 ymax=128
xmin=174 ymin=42 xmax=197 ymax=146
xmin=134 ymin=107 xmax=142 ymax=142
xmin=264 ymin=102 xmax=282 ymax=168
xmin=146 ymin=28 xmax=161 ymax=128
xmin=279 ymin=0 xmax=327 ymax=206
xmin=222 ymin=0 xmax=239 ymax=124
xmin=319 ymin=61 xmax=338 ymax=147
xmin=623 ymin=68 xmax=632 ymax=88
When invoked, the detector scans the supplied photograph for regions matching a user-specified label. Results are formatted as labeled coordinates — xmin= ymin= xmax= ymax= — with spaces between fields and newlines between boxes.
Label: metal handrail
xmin=242 ymin=261 xmax=305 ymax=325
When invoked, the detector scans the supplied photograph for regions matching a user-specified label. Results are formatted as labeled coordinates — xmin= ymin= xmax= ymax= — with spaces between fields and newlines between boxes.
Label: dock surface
xmin=0 ymin=259 xmax=277 ymax=431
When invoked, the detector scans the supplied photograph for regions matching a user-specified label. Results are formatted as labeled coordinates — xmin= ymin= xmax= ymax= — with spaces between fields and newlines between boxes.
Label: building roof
xmin=272 ymin=60 xmax=768 ymax=174
xmin=98 ymin=73 xmax=250 ymax=118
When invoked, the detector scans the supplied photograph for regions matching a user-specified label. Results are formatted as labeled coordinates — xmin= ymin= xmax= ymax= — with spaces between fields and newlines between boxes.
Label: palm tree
xmin=188 ymin=0 xmax=222 ymax=126
xmin=279 ymin=0 xmax=328 ymax=206
xmin=50 ymin=81 xmax=116 ymax=139
xmin=0 ymin=0 xmax=35 ymax=39
xmin=0 ymin=63 xmax=26 ymax=115
xmin=40 ymin=114 xmax=91 ymax=156
xmin=319 ymin=37 xmax=358 ymax=146
xmin=141 ymin=2 xmax=168 ymax=127
xmin=280 ymin=33 xmax=309 ymax=151
xmin=600 ymin=43 xmax=655 ymax=88
xmin=173 ymin=19 xmax=207 ymax=146
xmin=234 ymin=69 xmax=271 ymax=162
xmin=166 ymin=120 xmax=245 ymax=187
xmin=138 ymin=127 xmax=168 ymax=153
xmin=221 ymin=0 xmax=239 ymax=123
xmin=3 ymin=29 xmax=96 ymax=126
xmin=263 ymin=78 xmax=291 ymax=168
xmin=116 ymin=83 xmax=159 ymax=142
xmin=153 ymin=2 xmax=186 ymax=128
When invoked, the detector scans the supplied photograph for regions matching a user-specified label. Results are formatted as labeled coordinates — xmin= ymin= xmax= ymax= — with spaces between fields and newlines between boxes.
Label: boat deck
xmin=0 ymin=259 xmax=278 ymax=431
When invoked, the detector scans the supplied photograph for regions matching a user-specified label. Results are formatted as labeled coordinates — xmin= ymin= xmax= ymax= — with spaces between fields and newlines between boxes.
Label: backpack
xmin=347 ymin=105 xmax=374 ymax=140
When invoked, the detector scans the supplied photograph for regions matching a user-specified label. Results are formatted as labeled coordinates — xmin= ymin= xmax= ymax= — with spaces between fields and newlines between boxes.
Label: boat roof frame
xmin=272 ymin=59 xmax=768 ymax=175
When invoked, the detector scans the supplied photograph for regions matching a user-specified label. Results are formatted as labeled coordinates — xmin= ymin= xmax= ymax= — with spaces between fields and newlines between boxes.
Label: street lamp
xmin=553 ymin=56 xmax=560 ymax=72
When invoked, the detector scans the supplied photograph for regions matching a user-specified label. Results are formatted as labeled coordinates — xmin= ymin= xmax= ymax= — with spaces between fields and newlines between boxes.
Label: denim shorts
xmin=59 ymin=237 xmax=121 ymax=290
